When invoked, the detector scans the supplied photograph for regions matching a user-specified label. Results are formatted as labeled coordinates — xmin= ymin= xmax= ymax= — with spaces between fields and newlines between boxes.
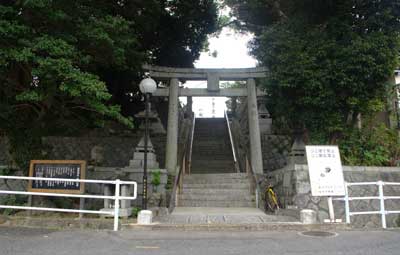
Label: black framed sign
xmin=28 ymin=160 xmax=86 ymax=194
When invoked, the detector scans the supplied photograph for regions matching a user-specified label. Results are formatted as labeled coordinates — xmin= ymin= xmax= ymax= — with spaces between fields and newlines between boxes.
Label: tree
xmin=0 ymin=0 xmax=219 ymax=170
xmin=225 ymin=0 xmax=400 ymax=142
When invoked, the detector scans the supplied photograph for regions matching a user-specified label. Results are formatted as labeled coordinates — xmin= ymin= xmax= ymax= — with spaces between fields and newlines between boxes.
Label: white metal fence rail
xmin=0 ymin=176 xmax=137 ymax=231
xmin=335 ymin=181 xmax=400 ymax=228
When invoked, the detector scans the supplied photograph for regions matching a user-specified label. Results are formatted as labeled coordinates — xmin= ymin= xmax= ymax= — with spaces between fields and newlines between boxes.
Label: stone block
xmin=295 ymin=170 xmax=309 ymax=181
xmin=296 ymin=182 xmax=311 ymax=194
xmin=137 ymin=210 xmax=153 ymax=224
xmin=300 ymin=209 xmax=317 ymax=224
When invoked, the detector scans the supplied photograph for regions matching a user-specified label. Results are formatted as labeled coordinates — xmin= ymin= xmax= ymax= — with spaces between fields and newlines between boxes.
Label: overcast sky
xmin=181 ymin=27 xmax=257 ymax=117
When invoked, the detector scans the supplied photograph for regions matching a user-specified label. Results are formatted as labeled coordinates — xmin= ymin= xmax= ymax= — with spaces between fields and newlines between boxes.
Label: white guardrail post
xmin=378 ymin=181 xmax=387 ymax=229
xmin=113 ymin=179 xmax=121 ymax=231
xmin=344 ymin=182 xmax=351 ymax=224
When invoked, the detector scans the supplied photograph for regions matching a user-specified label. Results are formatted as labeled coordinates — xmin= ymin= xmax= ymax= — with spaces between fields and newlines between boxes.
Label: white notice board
xmin=305 ymin=146 xmax=345 ymax=196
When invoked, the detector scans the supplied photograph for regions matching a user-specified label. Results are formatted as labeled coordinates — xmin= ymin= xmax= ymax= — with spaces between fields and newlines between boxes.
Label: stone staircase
xmin=177 ymin=118 xmax=255 ymax=208
xmin=191 ymin=118 xmax=234 ymax=174
xmin=177 ymin=173 xmax=255 ymax=207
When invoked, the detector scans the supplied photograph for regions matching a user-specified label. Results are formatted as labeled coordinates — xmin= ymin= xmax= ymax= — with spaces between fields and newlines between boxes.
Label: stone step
xmin=191 ymin=160 xmax=233 ymax=164
xmin=191 ymin=159 xmax=234 ymax=163
xmin=191 ymin=151 xmax=232 ymax=157
xmin=184 ymin=173 xmax=247 ymax=182
xmin=178 ymin=200 xmax=255 ymax=207
xmin=181 ymin=188 xmax=251 ymax=195
xmin=191 ymin=166 xmax=236 ymax=174
xmin=183 ymin=176 xmax=248 ymax=183
xmin=184 ymin=173 xmax=247 ymax=178
xmin=192 ymin=150 xmax=233 ymax=158
xmin=190 ymin=161 xmax=232 ymax=167
xmin=189 ymin=169 xmax=237 ymax=174
xmin=182 ymin=183 xmax=250 ymax=189
xmin=191 ymin=156 xmax=232 ymax=161
xmin=178 ymin=193 xmax=254 ymax=201
xmin=192 ymin=141 xmax=231 ymax=149
xmin=193 ymin=134 xmax=230 ymax=138
xmin=192 ymin=146 xmax=231 ymax=151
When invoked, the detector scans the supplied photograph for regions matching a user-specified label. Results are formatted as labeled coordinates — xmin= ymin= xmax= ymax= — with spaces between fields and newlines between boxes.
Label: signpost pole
xmin=327 ymin=196 xmax=335 ymax=222
xmin=79 ymin=198 xmax=85 ymax=219
xmin=27 ymin=195 xmax=33 ymax=217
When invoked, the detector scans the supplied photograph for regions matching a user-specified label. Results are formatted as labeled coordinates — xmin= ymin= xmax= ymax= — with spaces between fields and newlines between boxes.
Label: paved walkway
xmin=156 ymin=207 xmax=299 ymax=224
xmin=1 ymin=227 xmax=400 ymax=255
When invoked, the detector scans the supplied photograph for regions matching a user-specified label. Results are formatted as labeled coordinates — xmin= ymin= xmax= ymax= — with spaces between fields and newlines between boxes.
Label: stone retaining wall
xmin=266 ymin=164 xmax=400 ymax=228
xmin=261 ymin=134 xmax=291 ymax=172
xmin=0 ymin=134 xmax=167 ymax=168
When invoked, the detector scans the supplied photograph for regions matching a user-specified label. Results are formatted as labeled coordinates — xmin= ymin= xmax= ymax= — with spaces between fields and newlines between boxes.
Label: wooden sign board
xmin=28 ymin=160 xmax=86 ymax=194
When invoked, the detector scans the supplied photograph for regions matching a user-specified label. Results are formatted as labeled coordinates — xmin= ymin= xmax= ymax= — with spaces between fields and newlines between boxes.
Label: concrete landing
xmin=157 ymin=207 xmax=299 ymax=224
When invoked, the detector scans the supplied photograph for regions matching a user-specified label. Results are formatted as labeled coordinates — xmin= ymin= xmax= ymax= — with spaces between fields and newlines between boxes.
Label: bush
xmin=339 ymin=124 xmax=400 ymax=166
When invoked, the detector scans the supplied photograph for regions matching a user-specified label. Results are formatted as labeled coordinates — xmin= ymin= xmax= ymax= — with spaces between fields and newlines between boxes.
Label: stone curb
xmin=126 ymin=222 xmax=352 ymax=232
xmin=2 ymin=216 xmax=394 ymax=232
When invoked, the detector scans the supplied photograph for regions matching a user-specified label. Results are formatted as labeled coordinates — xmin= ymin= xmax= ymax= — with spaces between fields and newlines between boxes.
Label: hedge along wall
xmin=266 ymin=164 xmax=400 ymax=228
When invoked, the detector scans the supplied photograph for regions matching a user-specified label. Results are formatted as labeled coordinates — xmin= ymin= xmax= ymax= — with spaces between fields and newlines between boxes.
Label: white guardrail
xmin=334 ymin=181 xmax=400 ymax=228
xmin=0 ymin=176 xmax=137 ymax=231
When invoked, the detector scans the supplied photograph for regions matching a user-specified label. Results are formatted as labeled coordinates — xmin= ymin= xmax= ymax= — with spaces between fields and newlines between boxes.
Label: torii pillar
xmin=165 ymin=78 xmax=179 ymax=174
xmin=247 ymin=78 xmax=264 ymax=174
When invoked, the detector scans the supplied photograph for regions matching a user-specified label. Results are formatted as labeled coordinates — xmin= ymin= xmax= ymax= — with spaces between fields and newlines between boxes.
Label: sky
xmin=180 ymin=27 xmax=257 ymax=118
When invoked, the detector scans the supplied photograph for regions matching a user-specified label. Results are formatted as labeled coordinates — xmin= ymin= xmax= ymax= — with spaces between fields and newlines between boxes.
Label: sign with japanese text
xmin=28 ymin=160 xmax=86 ymax=194
xmin=305 ymin=146 xmax=345 ymax=196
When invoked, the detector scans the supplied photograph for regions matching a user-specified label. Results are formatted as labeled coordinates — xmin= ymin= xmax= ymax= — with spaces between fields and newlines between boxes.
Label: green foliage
xmin=165 ymin=174 xmax=174 ymax=191
xmin=151 ymin=170 xmax=161 ymax=187
xmin=1 ymin=195 xmax=26 ymax=216
xmin=50 ymin=197 xmax=74 ymax=209
xmin=0 ymin=1 xmax=219 ymax=170
xmin=339 ymin=124 xmax=400 ymax=166
xmin=132 ymin=207 xmax=141 ymax=218
xmin=225 ymin=1 xmax=400 ymax=144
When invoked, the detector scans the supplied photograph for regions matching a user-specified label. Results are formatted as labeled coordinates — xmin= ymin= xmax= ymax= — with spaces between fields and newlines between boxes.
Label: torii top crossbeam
xmin=143 ymin=65 xmax=267 ymax=97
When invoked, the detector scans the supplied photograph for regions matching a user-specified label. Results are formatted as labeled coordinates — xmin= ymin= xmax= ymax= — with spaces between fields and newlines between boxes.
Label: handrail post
xmin=344 ymin=182 xmax=351 ymax=224
xmin=378 ymin=180 xmax=387 ymax=228
xmin=113 ymin=179 xmax=121 ymax=231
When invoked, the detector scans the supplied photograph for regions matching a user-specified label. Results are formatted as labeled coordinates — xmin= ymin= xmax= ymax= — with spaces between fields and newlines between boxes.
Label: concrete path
xmin=156 ymin=207 xmax=299 ymax=224
xmin=1 ymin=226 xmax=400 ymax=255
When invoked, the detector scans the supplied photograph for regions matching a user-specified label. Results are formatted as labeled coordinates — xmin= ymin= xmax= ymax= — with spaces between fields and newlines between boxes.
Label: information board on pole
xmin=28 ymin=160 xmax=86 ymax=194
xmin=305 ymin=146 xmax=345 ymax=197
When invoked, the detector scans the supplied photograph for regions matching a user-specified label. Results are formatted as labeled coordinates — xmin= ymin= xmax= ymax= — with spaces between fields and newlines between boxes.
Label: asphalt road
xmin=0 ymin=227 xmax=399 ymax=255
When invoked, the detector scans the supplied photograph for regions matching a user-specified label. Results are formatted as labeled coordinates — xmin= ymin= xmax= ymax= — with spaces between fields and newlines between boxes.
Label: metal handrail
xmin=333 ymin=181 xmax=400 ymax=228
xmin=0 ymin=176 xmax=137 ymax=231
xmin=186 ymin=116 xmax=196 ymax=175
xmin=224 ymin=110 xmax=240 ymax=172
xmin=168 ymin=115 xmax=195 ymax=213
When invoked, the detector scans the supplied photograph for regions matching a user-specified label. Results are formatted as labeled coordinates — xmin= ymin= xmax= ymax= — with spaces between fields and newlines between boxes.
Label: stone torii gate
xmin=143 ymin=65 xmax=267 ymax=175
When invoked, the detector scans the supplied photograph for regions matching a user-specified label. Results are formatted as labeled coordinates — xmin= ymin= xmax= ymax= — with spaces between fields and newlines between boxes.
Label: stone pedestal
xmin=258 ymin=100 xmax=272 ymax=134
xmin=135 ymin=108 xmax=166 ymax=134
xmin=129 ymin=136 xmax=159 ymax=169
xmin=100 ymin=183 xmax=133 ymax=217
xmin=288 ymin=130 xmax=307 ymax=165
